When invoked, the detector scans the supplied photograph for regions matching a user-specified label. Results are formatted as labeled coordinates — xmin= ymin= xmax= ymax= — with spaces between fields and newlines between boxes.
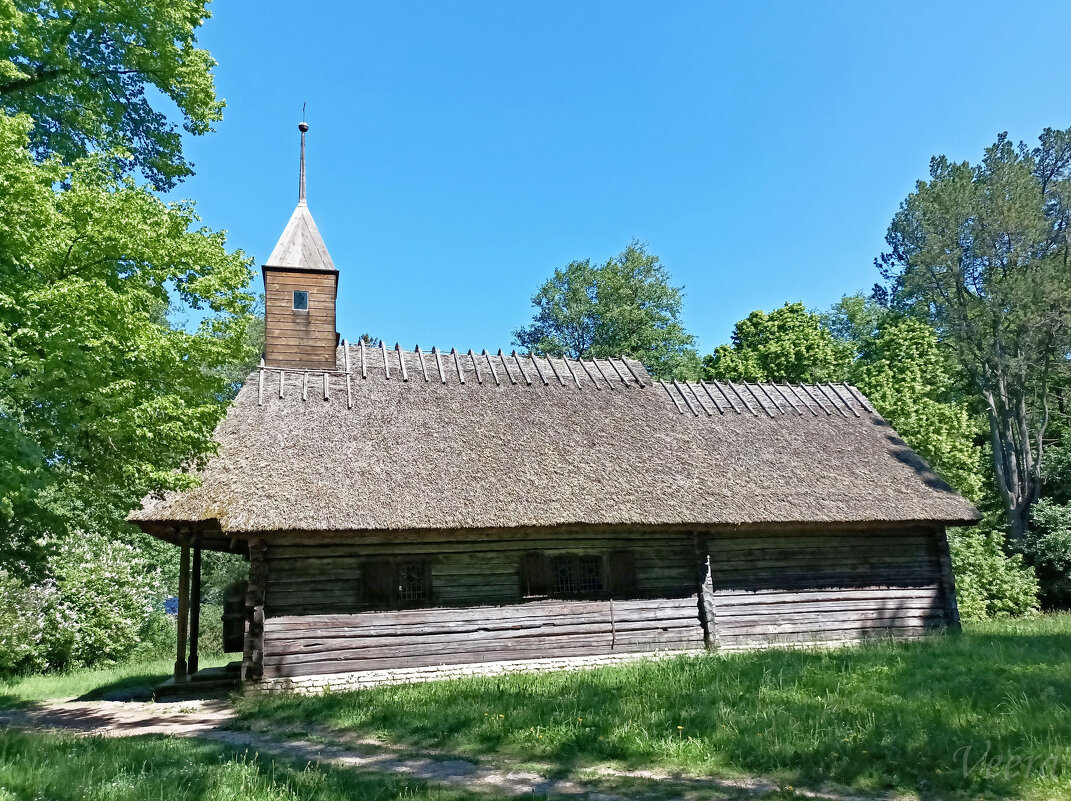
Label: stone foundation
xmin=246 ymin=648 xmax=705 ymax=695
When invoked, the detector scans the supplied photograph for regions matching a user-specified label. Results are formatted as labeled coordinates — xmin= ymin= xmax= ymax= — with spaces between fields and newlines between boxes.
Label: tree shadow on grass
xmin=235 ymin=625 xmax=1071 ymax=801
xmin=0 ymin=728 xmax=567 ymax=801
xmin=73 ymin=671 xmax=168 ymax=702
xmin=0 ymin=693 xmax=27 ymax=711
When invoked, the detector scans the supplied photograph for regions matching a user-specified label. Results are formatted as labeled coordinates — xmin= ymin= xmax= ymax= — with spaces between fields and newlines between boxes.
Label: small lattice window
xmin=361 ymin=558 xmax=431 ymax=608
xmin=293 ymin=290 xmax=308 ymax=310
xmin=397 ymin=561 xmax=427 ymax=603
xmin=551 ymin=555 xmax=577 ymax=595
xmin=521 ymin=552 xmax=632 ymax=600
xmin=578 ymin=555 xmax=604 ymax=594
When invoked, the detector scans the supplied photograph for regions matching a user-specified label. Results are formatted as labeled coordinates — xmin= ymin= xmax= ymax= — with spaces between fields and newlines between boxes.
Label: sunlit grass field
xmin=0 ymin=655 xmax=229 ymax=706
xmin=1 ymin=616 xmax=1068 ymax=799
xmin=0 ymin=730 xmax=488 ymax=801
xmin=234 ymin=614 xmax=1071 ymax=800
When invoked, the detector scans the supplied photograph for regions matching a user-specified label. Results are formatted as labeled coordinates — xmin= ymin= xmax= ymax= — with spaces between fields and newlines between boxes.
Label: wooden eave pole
xmin=174 ymin=536 xmax=191 ymax=683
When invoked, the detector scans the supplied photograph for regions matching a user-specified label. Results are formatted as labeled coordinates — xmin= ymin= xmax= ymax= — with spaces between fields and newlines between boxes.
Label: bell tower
xmin=262 ymin=121 xmax=339 ymax=370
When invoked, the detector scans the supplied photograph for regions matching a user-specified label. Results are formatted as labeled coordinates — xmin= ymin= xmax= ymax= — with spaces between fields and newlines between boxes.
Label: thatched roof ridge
xmin=129 ymin=343 xmax=979 ymax=535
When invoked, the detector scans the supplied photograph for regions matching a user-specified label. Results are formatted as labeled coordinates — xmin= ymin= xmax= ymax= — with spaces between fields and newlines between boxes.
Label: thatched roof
xmin=129 ymin=343 xmax=979 ymax=539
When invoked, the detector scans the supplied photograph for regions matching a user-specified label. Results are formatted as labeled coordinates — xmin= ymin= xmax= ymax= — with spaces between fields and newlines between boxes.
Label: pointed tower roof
xmin=264 ymin=121 xmax=337 ymax=273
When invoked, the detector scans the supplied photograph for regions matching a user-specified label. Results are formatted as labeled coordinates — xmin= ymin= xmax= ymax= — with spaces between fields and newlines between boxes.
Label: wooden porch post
xmin=188 ymin=541 xmax=203 ymax=675
xmin=174 ymin=539 xmax=191 ymax=682
xmin=241 ymin=539 xmax=267 ymax=683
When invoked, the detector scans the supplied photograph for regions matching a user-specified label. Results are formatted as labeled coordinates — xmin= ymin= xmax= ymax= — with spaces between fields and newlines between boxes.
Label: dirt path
xmin=0 ymin=700 xmax=890 ymax=801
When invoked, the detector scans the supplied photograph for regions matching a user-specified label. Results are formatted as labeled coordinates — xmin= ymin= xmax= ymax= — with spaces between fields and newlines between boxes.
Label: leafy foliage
xmin=1022 ymin=499 xmax=1071 ymax=609
xmin=881 ymin=129 xmax=1071 ymax=540
xmin=850 ymin=317 xmax=984 ymax=500
xmin=947 ymin=527 xmax=1039 ymax=621
xmin=0 ymin=0 xmax=224 ymax=189
xmin=0 ymin=533 xmax=165 ymax=676
xmin=0 ymin=113 xmax=257 ymax=571
xmin=702 ymin=303 xmax=851 ymax=383
xmin=0 ymin=571 xmax=72 ymax=676
xmin=514 ymin=242 xmax=701 ymax=380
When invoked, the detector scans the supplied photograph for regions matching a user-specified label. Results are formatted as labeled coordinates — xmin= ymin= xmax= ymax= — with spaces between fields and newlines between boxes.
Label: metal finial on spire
xmin=297 ymin=119 xmax=308 ymax=204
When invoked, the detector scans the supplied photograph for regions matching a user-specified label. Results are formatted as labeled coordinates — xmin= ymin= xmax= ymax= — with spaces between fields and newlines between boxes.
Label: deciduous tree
xmin=0 ymin=0 xmax=223 ymax=188
xmin=702 ymin=303 xmax=851 ymax=384
xmin=514 ymin=242 xmax=700 ymax=380
xmin=0 ymin=113 xmax=256 ymax=572
xmin=881 ymin=129 xmax=1071 ymax=540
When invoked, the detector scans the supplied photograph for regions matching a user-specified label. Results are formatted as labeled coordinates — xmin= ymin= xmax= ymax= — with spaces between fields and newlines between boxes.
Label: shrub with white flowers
xmin=0 ymin=534 xmax=166 ymax=676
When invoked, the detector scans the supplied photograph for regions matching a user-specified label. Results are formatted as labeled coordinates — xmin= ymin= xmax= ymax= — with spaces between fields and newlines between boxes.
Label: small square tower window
xmin=292 ymin=290 xmax=309 ymax=311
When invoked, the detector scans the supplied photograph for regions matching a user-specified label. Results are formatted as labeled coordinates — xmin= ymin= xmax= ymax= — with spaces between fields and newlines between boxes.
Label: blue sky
xmin=173 ymin=1 xmax=1071 ymax=353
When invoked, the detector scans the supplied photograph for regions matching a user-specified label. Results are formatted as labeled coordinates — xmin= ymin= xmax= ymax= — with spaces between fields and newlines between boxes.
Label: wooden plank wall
xmin=263 ymin=269 xmax=337 ymax=370
xmin=704 ymin=527 xmax=954 ymax=649
xmin=260 ymin=531 xmax=702 ymax=678
xmin=263 ymin=531 xmax=697 ymax=617
xmin=263 ymin=597 xmax=703 ymax=678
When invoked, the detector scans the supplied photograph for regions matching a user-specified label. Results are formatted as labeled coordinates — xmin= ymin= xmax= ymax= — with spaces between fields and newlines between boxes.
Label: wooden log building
xmin=129 ymin=123 xmax=979 ymax=694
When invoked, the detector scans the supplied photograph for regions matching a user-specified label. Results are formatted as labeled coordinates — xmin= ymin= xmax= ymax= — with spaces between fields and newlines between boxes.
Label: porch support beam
xmin=174 ymin=538 xmax=191 ymax=683
xmin=242 ymin=538 xmax=267 ymax=683
xmin=188 ymin=541 xmax=203 ymax=675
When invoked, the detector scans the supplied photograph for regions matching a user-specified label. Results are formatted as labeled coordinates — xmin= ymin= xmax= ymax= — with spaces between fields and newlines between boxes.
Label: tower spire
xmin=298 ymin=119 xmax=308 ymax=204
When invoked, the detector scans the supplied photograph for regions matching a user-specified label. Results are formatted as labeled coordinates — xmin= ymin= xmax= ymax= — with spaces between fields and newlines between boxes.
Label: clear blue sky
xmin=172 ymin=1 xmax=1071 ymax=353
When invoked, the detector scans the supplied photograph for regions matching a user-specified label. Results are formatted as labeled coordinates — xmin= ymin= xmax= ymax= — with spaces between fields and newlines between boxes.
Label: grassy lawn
xmin=0 ymin=729 xmax=493 ymax=801
xmin=235 ymin=613 xmax=1071 ymax=801
xmin=0 ymin=655 xmax=230 ymax=706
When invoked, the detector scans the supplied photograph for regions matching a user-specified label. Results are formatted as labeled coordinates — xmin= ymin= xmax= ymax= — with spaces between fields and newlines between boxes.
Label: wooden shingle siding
xmin=704 ymin=527 xmax=954 ymax=649
xmin=261 ymin=597 xmax=704 ymax=678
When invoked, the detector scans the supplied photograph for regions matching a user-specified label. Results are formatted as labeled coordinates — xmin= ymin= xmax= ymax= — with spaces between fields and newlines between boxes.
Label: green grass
xmin=235 ymin=613 xmax=1071 ymax=801
xmin=0 ymin=654 xmax=230 ymax=706
xmin=0 ymin=729 xmax=494 ymax=801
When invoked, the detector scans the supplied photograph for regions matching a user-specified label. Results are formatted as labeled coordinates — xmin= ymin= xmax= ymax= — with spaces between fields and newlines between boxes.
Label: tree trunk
xmin=982 ymin=382 xmax=1040 ymax=543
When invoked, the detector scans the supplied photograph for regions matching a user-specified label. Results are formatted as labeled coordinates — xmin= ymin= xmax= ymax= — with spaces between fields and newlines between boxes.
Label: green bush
xmin=131 ymin=604 xmax=226 ymax=662
xmin=0 ymin=534 xmax=167 ymax=677
xmin=197 ymin=603 xmax=226 ymax=657
xmin=50 ymin=535 xmax=163 ymax=665
xmin=0 ymin=572 xmax=75 ymax=675
xmin=948 ymin=527 xmax=1039 ymax=621
xmin=1022 ymin=499 xmax=1071 ymax=609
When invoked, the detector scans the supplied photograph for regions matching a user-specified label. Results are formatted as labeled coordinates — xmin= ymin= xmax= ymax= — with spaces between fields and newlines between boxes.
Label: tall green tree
xmin=0 ymin=0 xmax=223 ymax=188
xmin=709 ymin=296 xmax=983 ymax=500
xmin=702 ymin=303 xmax=851 ymax=383
xmin=708 ymin=296 xmax=1036 ymax=616
xmin=881 ymin=129 xmax=1071 ymax=540
xmin=514 ymin=242 xmax=701 ymax=380
xmin=850 ymin=316 xmax=983 ymax=500
xmin=0 ymin=113 xmax=256 ymax=572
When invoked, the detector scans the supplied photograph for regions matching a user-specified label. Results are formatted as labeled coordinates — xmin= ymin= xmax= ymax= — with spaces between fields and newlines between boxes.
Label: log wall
xmin=262 ymin=597 xmax=704 ymax=678
xmin=260 ymin=530 xmax=702 ymax=678
xmin=263 ymin=531 xmax=697 ymax=617
xmin=250 ymin=526 xmax=959 ymax=681
xmin=702 ymin=527 xmax=955 ymax=649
